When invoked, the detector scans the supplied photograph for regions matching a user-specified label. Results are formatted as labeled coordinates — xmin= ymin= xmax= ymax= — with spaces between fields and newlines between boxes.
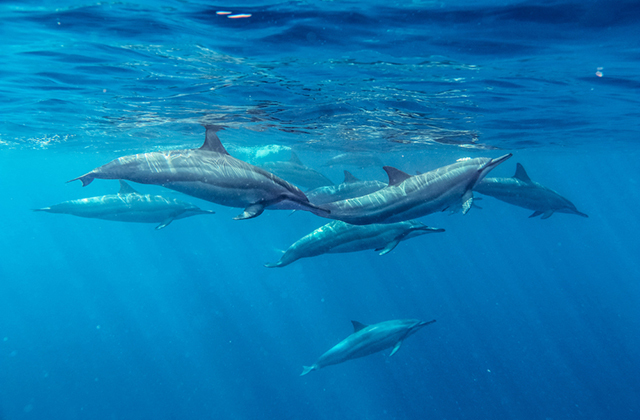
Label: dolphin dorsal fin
xmin=351 ymin=320 xmax=368 ymax=333
xmin=513 ymin=163 xmax=532 ymax=183
xmin=200 ymin=126 xmax=229 ymax=155
xmin=289 ymin=151 xmax=304 ymax=166
xmin=343 ymin=170 xmax=360 ymax=183
xmin=118 ymin=180 xmax=138 ymax=195
xmin=383 ymin=166 xmax=411 ymax=186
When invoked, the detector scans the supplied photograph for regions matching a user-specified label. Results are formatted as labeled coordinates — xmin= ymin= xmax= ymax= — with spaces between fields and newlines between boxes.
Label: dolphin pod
xmin=317 ymin=154 xmax=513 ymax=225
xmin=266 ymin=220 xmax=444 ymax=268
xmin=301 ymin=319 xmax=436 ymax=376
xmin=69 ymin=126 xmax=329 ymax=220
xmin=34 ymin=180 xmax=215 ymax=229
xmin=474 ymin=163 xmax=589 ymax=219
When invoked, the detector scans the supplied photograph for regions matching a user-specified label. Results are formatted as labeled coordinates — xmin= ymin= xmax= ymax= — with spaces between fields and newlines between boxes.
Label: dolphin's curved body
xmin=474 ymin=163 xmax=588 ymax=219
xmin=266 ymin=220 xmax=444 ymax=268
xmin=69 ymin=126 xmax=328 ymax=220
xmin=318 ymin=154 xmax=512 ymax=225
xmin=301 ymin=319 xmax=436 ymax=376
xmin=34 ymin=181 xmax=214 ymax=229
xmin=306 ymin=171 xmax=386 ymax=205
xmin=260 ymin=152 xmax=334 ymax=189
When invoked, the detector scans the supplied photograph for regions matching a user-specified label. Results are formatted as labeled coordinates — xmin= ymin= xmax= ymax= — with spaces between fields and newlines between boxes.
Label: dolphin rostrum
xmin=305 ymin=170 xmax=387 ymax=205
xmin=69 ymin=126 xmax=329 ymax=220
xmin=260 ymin=151 xmax=334 ymax=189
xmin=300 ymin=319 xmax=436 ymax=376
xmin=474 ymin=163 xmax=588 ymax=219
xmin=265 ymin=220 xmax=444 ymax=268
xmin=316 ymin=154 xmax=512 ymax=225
xmin=34 ymin=180 xmax=214 ymax=229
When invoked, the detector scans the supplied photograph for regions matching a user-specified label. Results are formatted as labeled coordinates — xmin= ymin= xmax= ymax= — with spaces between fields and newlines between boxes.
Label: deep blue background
xmin=1 ymin=1 xmax=639 ymax=419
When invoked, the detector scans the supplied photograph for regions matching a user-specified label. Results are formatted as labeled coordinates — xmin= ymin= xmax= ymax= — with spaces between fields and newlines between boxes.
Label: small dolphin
xmin=300 ymin=319 xmax=436 ymax=376
xmin=260 ymin=151 xmax=334 ymax=189
xmin=305 ymin=171 xmax=387 ymax=205
xmin=34 ymin=181 xmax=214 ymax=229
xmin=266 ymin=220 xmax=444 ymax=268
xmin=69 ymin=126 xmax=329 ymax=220
xmin=474 ymin=163 xmax=588 ymax=219
xmin=323 ymin=153 xmax=384 ymax=168
xmin=316 ymin=154 xmax=512 ymax=225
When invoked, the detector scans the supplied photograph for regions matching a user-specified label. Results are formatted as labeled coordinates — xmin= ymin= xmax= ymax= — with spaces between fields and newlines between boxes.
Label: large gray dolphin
xmin=260 ymin=151 xmax=334 ymax=189
xmin=34 ymin=181 xmax=214 ymax=229
xmin=474 ymin=163 xmax=588 ymax=219
xmin=305 ymin=171 xmax=386 ymax=205
xmin=300 ymin=319 xmax=436 ymax=376
xmin=266 ymin=220 xmax=444 ymax=268
xmin=69 ymin=126 xmax=329 ymax=220
xmin=316 ymin=154 xmax=512 ymax=225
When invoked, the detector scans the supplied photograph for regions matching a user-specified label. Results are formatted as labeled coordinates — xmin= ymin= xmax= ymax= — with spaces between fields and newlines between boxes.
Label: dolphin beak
xmin=415 ymin=226 xmax=445 ymax=233
xmin=489 ymin=153 xmax=513 ymax=168
xmin=574 ymin=210 xmax=589 ymax=218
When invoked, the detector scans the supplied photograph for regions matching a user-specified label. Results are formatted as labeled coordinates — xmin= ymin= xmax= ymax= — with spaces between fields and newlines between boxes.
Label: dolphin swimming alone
xmin=316 ymin=154 xmax=512 ymax=225
xmin=34 ymin=180 xmax=214 ymax=229
xmin=266 ymin=220 xmax=444 ymax=268
xmin=260 ymin=151 xmax=334 ymax=189
xmin=300 ymin=319 xmax=436 ymax=376
xmin=305 ymin=171 xmax=387 ymax=205
xmin=69 ymin=126 xmax=329 ymax=220
xmin=474 ymin=163 xmax=588 ymax=219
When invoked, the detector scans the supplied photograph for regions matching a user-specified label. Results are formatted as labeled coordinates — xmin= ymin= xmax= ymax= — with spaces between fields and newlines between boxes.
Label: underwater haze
xmin=1 ymin=1 xmax=639 ymax=419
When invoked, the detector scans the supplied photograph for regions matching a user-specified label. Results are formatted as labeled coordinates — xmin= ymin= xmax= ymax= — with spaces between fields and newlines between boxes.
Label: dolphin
xmin=323 ymin=153 xmax=384 ymax=168
xmin=315 ymin=154 xmax=512 ymax=225
xmin=69 ymin=126 xmax=329 ymax=220
xmin=260 ymin=151 xmax=334 ymax=189
xmin=34 ymin=181 xmax=214 ymax=229
xmin=474 ymin=163 xmax=588 ymax=219
xmin=266 ymin=220 xmax=444 ymax=268
xmin=300 ymin=319 xmax=436 ymax=376
xmin=305 ymin=171 xmax=387 ymax=205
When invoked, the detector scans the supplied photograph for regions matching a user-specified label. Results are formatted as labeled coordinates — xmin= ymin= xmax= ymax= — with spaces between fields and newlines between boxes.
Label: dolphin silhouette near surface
xmin=34 ymin=180 xmax=214 ymax=230
xmin=69 ymin=126 xmax=329 ymax=220
xmin=265 ymin=220 xmax=444 ymax=268
xmin=301 ymin=319 xmax=436 ymax=376
xmin=474 ymin=163 xmax=588 ymax=219
xmin=317 ymin=154 xmax=512 ymax=225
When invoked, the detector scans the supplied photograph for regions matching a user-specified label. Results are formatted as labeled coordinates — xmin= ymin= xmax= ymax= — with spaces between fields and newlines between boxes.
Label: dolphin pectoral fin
xmin=234 ymin=203 xmax=265 ymax=220
xmin=378 ymin=239 xmax=401 ymax=256
xmin=67 ymin=174 xmax=94 ymax=187
xmin=461 ymin=190 xmax=474 ymax=214
xmin=300 ymin=365 xmax=316 ymax=376
xmin=541 ymin=210 xmax=554 ymax=219
xmin=264 ymin=261 xmax=283 ymax=268
xmin=529 ymin=210 xmax=543 ymax=218
xmin=155 ymin=216 xmax=176 ymax=230
xmin=389 ymin=340 xmax=403 ymax=357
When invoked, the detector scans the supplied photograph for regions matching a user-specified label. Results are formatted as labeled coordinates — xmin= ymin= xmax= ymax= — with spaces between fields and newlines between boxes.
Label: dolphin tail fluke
xmin=67 ymin=173 xmax=94 ymax=187
xmin=300 ymin=365 xmax=316 ymax=376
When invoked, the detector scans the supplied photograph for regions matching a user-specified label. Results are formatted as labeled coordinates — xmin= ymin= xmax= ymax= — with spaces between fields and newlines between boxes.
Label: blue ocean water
xmin=1 ymin=0 xmax=639 ymax=419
